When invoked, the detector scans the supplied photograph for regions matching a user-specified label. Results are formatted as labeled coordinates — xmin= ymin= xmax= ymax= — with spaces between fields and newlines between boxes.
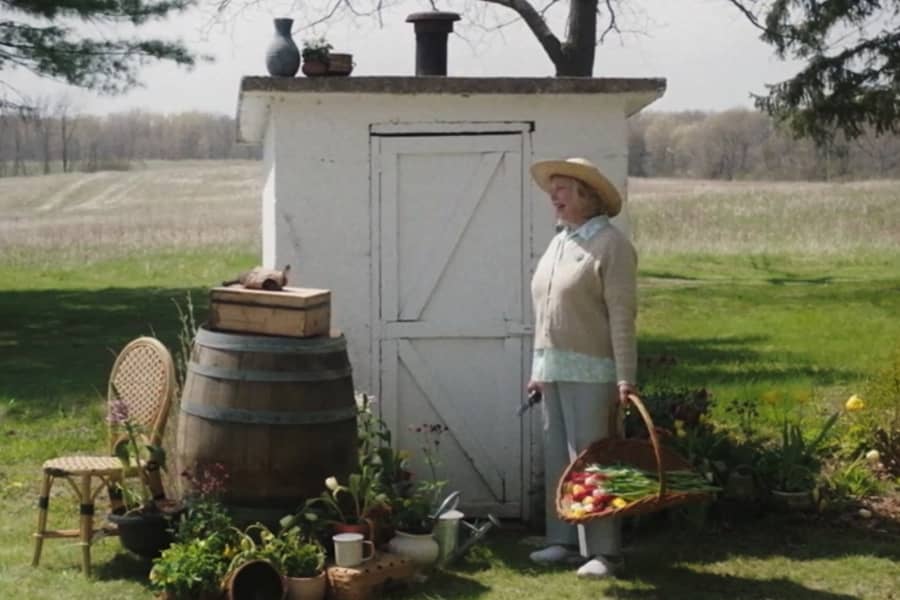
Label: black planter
xmin=108 ymin=508 xmax=180 ymax=558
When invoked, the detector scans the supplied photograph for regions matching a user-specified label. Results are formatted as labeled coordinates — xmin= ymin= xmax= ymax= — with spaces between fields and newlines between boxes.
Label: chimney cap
xmin=405 ymin=11 xmax=461 ymax=23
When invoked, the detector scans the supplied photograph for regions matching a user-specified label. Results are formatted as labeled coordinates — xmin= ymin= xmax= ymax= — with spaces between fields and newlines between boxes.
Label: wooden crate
xmin=326 ymin=553 xmax=415 ymax=600
xmin=208 ymin=285 xmax=330 ymax=338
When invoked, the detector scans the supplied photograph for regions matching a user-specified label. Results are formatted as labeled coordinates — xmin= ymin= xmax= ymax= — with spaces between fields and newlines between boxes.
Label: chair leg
xmin=32 ymin=471 xmax=53 ymax=567
xmin=78 ymin=475 xmax=94 ymax=576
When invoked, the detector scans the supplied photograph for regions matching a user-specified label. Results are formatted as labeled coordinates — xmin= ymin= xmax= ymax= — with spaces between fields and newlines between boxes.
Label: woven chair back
xmin=106 ymin=337 xmax=176 ymax=450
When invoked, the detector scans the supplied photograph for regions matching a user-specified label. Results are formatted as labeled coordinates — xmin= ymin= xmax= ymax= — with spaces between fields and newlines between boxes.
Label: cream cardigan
xmin=531 ymin=223 xmax=638 ymax=385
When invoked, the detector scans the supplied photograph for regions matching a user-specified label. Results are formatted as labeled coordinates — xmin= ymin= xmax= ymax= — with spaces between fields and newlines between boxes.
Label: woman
xmin=527 ymin=157 xmax=638 ymax=579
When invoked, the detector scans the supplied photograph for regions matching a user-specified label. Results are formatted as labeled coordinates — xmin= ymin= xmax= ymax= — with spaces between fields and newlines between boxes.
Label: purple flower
xmin=107 ymin=399 xmax=129 ymax=425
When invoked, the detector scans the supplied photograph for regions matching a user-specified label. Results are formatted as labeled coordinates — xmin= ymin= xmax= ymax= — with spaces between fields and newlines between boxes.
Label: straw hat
xmin=530 ymin=157 xmax=622 ymax=217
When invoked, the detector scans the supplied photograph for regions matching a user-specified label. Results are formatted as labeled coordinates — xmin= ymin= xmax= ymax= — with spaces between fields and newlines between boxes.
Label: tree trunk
xmin=555 ymin=0 xmax=598 ymax=76
xmin=61 ymin=117 xmax=69 ymax=173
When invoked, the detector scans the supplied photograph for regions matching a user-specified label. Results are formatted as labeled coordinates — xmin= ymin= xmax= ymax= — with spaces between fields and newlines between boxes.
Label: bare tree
xmin=27 ymin=96 xmax=55 ymax=175
xmin=212 ymin=0 xmax=632 ymax=76
xmin=55 ymin=95 xmax=78 ymax=173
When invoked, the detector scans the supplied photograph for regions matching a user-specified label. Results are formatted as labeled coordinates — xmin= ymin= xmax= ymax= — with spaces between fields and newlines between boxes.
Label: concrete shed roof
xmin=236 ymin=76 xmax=666 ymax=143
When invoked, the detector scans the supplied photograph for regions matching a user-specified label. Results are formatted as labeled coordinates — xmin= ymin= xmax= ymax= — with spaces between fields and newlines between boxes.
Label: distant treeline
xmin=628 ymin=109 xmax=900 ymax=180
xmin=3 ymin=104 xmax=899 ymax=180
xmin=0 ymin=106 xmax=260 ymax=176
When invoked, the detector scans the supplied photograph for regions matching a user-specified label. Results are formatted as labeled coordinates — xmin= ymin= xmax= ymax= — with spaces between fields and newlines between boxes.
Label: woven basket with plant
xmin=556 ymin=394 xmax=720 ymax=523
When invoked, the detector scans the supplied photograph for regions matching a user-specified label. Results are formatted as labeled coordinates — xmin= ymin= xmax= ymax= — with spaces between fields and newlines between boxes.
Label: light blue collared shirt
xmin=531 ymin=216 xmax=619 ymax=383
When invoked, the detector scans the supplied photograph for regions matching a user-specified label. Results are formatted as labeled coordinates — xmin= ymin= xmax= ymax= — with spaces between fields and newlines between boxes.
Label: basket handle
xmin=626 ymin=393 xmax=667 ymax=497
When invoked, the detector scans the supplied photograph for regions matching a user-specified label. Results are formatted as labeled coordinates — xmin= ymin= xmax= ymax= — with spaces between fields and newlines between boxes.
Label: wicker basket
xmin=555 ymin=394 xmax=714 ymax=524
xmin=326 ymin=552 xmax=415 ymax=600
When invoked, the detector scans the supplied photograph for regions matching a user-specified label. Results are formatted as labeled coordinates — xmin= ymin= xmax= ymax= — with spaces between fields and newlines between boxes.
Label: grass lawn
xmin=0 ymin=166 xmax=898 ymax=599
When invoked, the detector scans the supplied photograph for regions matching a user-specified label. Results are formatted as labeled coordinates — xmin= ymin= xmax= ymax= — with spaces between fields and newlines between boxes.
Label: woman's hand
xmin=526 ymin=380 xmax=544 ymax=395
xmin=617 ymin=382 xmax=637 ymax=406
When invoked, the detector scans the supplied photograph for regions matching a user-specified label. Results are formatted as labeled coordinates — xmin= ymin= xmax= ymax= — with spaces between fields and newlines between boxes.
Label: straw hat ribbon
xmin=530 ymin=157 xmax=622 ymax=217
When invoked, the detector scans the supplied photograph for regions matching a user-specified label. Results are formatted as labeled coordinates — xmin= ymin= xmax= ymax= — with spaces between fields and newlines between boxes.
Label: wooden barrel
xmin=176 ymin=326 xmax=357 ymax=524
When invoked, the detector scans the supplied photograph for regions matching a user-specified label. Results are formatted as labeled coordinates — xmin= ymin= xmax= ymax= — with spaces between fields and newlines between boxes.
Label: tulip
xmin=865 ymin=449 xmax=881 ymax=464
xmin=325 ymin=476 xmax=339 ymax=491
xmin=845 ymin=394 xmax=864 ymax=412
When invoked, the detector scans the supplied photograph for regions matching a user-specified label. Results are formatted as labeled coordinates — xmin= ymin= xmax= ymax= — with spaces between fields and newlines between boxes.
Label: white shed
xmin=237 ymin=76 xmax=665 ymax=520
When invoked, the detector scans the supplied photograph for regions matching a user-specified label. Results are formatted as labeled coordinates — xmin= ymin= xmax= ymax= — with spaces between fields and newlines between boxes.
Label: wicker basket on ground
xmin=556 ymin=394 xmax=716 ymax=524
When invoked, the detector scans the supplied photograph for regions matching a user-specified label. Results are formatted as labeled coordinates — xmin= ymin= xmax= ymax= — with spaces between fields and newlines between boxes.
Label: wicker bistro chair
xmin=31 ymin=337 xmax=176 ymax=575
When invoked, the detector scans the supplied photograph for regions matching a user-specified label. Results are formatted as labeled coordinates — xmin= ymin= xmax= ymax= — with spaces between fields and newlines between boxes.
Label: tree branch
xmin=480 ymin=0 xmax=563 ymax=64
xmin=598 ymin=0 xmax=619 ymax=43
xmin=725 ymin=0 xmax=769 ymax=34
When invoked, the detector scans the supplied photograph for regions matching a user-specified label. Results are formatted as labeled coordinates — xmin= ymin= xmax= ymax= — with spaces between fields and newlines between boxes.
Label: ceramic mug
xmin=333 ymin=532 xmax=375 ymax=567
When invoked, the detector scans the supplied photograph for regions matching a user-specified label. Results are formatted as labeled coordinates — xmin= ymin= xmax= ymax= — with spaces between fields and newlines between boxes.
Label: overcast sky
xmin=4 ymin=0 xmax=805 ymax=117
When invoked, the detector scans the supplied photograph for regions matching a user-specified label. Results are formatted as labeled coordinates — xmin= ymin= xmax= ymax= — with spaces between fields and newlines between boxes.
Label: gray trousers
xmin=542 ymin=381 xmax=622 ymax=558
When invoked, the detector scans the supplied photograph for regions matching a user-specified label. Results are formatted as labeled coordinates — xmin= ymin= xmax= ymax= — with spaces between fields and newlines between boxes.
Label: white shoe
xmin=576 ymin=555 xmax=622 ymax=579
xmin=529 ymin=544 xmax=580 ymax=565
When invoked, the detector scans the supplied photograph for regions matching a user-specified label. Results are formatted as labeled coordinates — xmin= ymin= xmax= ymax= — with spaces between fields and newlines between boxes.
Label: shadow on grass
xmin=0 ymin=287 xmax=207 ymax=417
xmin=610 ymin=567 xmax=858 ymax=600
xmin=638 ymin=335 xmax=858 ymax=387
xmin=390 ymin=570 xmax=492 ymax=599
xmin=91 ymin=552 xmax=153 ymax=584
xmin=436 ymin=514 xmax=900 ymax=600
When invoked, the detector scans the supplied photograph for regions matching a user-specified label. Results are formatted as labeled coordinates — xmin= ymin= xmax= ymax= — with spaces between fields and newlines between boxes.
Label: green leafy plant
xmin=149 ymin=535 xmax=231 ymax=599
xmin=756 ymin=409 xmax=841 ymax=492
xmin=356 ymin=393 xmax=414 ymax=506
xmin=301 ymin=464 xmax=388 ymax=527
xmin=391 ymin=423 xmax=449 ymax=534
xmin=227 ymin=524 xmax=325 ymax=578
xmin=822 ymin=458 xmax=887 ymax=503
xmin=176 ymin=462 xmax=234 ymax=543
xmin=851 ymin=351 xmax=900 ymax=476
xmin=302 ymin=37 xmax=332 ymax=63
xmin=624 ymin=385 xmax=712 ymax=437
xmin=108 ymin=391 xmax=167 ymax=512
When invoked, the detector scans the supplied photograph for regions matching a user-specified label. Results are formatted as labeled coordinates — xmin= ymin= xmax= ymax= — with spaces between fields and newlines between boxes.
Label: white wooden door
xmin=372 ymin=130 xmax=531 ymax=518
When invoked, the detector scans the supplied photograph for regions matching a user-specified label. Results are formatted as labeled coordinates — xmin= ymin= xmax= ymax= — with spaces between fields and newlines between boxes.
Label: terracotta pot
xmin=302 ymin=60 xmax=328 ymax=77
xmin=283 ymin=571 xmax=326 ymax=600
xmin=225 ymin=560 xmax=286 ymax=600
xmin=333 ymin=521 xmax=370 ymax=539
xmin=387 ymin=531 xmax=439 ymax=568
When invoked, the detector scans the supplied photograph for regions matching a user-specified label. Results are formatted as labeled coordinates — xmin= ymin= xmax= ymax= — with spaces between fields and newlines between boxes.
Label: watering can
xmin=431 ymin=492 xmax=501 ymax=566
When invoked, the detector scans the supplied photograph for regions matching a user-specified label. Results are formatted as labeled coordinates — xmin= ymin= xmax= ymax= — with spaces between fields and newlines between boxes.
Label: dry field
xmin=629 ymin=177 xmax=900 ymax=255
xmin=1 ymin=162 xmax=897 ymax=266
xmin=0 ymin=160 xmax=262 ymax=266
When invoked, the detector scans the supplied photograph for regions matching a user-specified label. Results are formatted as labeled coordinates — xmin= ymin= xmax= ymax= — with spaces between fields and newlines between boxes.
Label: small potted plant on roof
xmin=302 ymin=37 xmax=332 ymax=76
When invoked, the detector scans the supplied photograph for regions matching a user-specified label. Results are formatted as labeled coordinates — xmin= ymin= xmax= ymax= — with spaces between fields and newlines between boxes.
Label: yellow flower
xmin=865 ymin=450 xmax=880 ymax=464
xmin=612 ymin=498 xmax=628 ymax=509
xmin=760 ymin=390 xmax=781 ymax=405
xmin=791 ymin=389 xmax=811 ymax=404
xmin=674 ymin=419 xmax=686 ymax=438
xmin=845 ymin=394 xmax=864 ymax=412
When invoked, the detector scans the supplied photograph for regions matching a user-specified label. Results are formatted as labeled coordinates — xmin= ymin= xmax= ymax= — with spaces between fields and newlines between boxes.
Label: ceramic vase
xmin=265 ymin=18 xmax=300 ymax=77
xmin=283 ymin=571 xmax=326 ymax=600
xmin=387 ymin=531 xmax=439 ymax=568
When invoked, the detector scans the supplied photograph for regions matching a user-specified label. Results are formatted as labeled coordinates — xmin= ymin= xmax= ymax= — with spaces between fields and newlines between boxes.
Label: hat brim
xmin=530 ymin=160 xmax=622 ymax=217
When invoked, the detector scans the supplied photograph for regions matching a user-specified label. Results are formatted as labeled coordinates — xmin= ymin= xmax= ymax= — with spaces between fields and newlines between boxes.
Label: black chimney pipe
xmin=406 ymin=11 xmax=461 ymax=76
